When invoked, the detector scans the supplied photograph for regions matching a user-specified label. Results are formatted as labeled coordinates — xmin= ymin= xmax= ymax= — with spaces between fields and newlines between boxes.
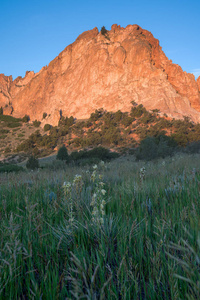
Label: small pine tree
xmin=0 ymin=106 xmax=3 ymax=115
xmin=56 ymin=145 xmax=69 ymax=161
xmin=44 ymin=124 xmax=51 ymax=131
xmin=26 ymin=156 xmax=39 ymax=170
xmin=101 ymin=26 xmax=108 ymax=36
xmin=22 ymin=115 xmax=30 ymax=122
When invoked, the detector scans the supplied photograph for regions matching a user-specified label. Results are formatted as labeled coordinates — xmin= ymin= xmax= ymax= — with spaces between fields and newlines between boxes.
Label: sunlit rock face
xmin=0 ymin=24 xmax=200 ymax=125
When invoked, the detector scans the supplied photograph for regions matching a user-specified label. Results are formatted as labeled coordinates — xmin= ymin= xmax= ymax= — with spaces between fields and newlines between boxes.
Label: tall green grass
xmin=0 ymin=153 xmax=200 ymax=299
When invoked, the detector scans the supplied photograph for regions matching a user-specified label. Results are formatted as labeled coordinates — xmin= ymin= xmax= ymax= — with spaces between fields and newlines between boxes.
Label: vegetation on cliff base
xmin=1 ymin=103 xmax=200 ymax=160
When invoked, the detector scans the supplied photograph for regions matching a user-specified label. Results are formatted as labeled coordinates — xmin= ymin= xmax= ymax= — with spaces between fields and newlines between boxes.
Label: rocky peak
xmin=0 ymin=24 xmax=200 ymax=125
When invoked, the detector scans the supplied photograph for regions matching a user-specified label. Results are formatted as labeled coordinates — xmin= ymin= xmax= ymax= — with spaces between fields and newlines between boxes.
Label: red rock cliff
xmin=0 ymin=24 xmax=200 ymax=125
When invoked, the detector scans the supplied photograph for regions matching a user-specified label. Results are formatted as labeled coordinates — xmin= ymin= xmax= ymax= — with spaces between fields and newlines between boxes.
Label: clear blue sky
xmin=0 ymin=0 xmax=200 ymax=80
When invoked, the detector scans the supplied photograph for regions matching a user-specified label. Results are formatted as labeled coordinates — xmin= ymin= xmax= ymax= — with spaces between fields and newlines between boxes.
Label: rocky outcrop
xmin=197 ymin=76 xmax=200 ymax=92
xmin=0 ymin=24 xmax=200 ymax=125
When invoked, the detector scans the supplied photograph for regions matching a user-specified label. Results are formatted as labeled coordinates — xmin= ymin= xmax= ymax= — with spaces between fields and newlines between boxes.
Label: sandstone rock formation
xmin=0 ymin=24 xmax=200 ymax=125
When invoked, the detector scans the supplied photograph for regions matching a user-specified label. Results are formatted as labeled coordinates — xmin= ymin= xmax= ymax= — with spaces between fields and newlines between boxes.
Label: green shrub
xmin=56 ymin=145 xmax=69 ymax=161
xmin=113 ymin=110 xmax=123 ymax=123
xmin=139 ymin=112 xmax=156 ymax=124
xmin=44 ymin=124 xmax=51 ymax=131
xmin=121 ymin=116 xmax=134 ymax=127
xmin=136 ymin=135 xmax=177 ymax=161
xmin=26 ymin=156 xmax=39 ymax=170
xmin=22 ymin=115 xmax=30 ymax=123
xmin=16 ymin=139 xmax=35 ymax=152
xmin=136 ymin=136 xmax=158 ymax=161
xmin=70 ymin=146 xmax=119 ymax=163
xmin=58 ymin=116 xmax=74 ymax=127
xmin=130 ymin=104 xmax=146 ymax=118
xmin=101 ymin=26 xmax=108 ymax=36
xmin=89 ymin=109 xmax=104 ymax=122
xmin=0 ymin=129 xmax=9 ymax=134
xmin=184 ymin=141 xmax=200 ymax=154
xmin=0 ymin=115 xmax=21 ymax=123
xmin=0 ymin=164 xmax=24 ymax=173
xmin=43 ymin=112 xmax=47 ymax=119
xmin=89 ymin=146 xmax=119 ymax=160
xmin=33 ymin=120 xmax=41 ymax=127
xmin=7 ymin=122 xmax=22 ymax=128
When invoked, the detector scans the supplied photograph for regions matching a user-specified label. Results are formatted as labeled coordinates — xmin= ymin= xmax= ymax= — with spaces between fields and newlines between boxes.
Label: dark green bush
xmin=16 ymin=139 xmax=35 ymax=152
xmin=58 ymin=116 xmax=74 ymax=127
xmin=101 ymin=26 xmax=108 ymax=36
xmin=56 ymin=145 xmax=69 ymax=161
xmin=89 ymin=109 xmax=104 ymax=122
xmin=33 ymin=120 xmax=41 ymax=127
xmin=136 ymin=135 xmax=177 ymax=161
xmin=121 ymin=116 xmax=134 ymax=127
xmin=130 ymin=104 xmax=147 ymax=118
xmin=22 ymin=115 xmax=30 ymax=123
xmin=139 ymin=112 xmax=156 ymax=124
xmin=0 ymin=115 xmax=21 ymax=123
xmin=113 ymin=110 xmax=123 ymax=123
xmin=0 ymin=129 xmax=9 ymax=134
xmin=26 ymin=156 xmax=39 ymax=170
xmin=0 ymin=106 xmax=3 ymax=115
xmin=44 ymin=124 xmax=51 ymax=131
xmin=29 ymin=130 xmax=42 ymax=143
xmin=43 ymin=112 xmax=47 ymax=119
xmin=7 ymin=122 xmax=22 ymax=128
xmin=70 ymin=146 xmax=119 ymax=163
xmin=0 ymin=164 xmax=24 ymax=173
xmin=184 ymin=141 xmax=200 ymax=154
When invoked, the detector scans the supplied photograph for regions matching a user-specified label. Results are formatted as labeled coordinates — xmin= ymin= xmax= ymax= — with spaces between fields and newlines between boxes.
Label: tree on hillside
xmin=22 ymin=114 xmax=30 ymax=122
xmin=0 ymin=107 xmax=3 ymax=115
xmin=26 ymin=156 xmax=39 ymax=170
xmin=101 ymin=26 xmax=108 ymax=36
xmin=56 ymin=145 xmax=69 ymax=162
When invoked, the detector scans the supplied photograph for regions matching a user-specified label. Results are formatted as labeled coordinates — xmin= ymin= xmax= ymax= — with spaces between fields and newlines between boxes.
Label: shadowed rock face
xmin=0 ymin=24 xmax=200 ymax=125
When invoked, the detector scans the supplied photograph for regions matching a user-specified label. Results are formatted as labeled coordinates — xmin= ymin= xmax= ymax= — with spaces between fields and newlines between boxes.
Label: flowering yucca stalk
xmin=90 ymin=164 xmax=106 ymax=227
xmin=63 ymin=181 xmax=74 ymax=224
xmin=72 ymin=174 xmax=83 ymax=195
xmin=139 ymin=166 xmax=146 ymax=182
xmin=63 ymin=174 xmax=83 ymax=225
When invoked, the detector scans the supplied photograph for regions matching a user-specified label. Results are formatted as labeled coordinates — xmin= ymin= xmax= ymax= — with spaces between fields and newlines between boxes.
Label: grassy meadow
xmin=0 ymin=153 xmax=200 ymax=299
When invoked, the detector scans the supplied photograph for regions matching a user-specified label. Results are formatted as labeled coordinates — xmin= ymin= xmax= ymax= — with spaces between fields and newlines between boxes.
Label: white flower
xmin=63 ymin=181 xmax=71 ymax=189
xmin=93 ymin=164 xmax=98 ymax=170
xmin=101 ymin=189 xmax=106 ymax=195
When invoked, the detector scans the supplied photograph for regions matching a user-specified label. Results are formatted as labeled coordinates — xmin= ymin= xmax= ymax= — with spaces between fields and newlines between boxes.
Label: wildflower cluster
xmin=90 ymin=165 xmax=106 ymax=227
